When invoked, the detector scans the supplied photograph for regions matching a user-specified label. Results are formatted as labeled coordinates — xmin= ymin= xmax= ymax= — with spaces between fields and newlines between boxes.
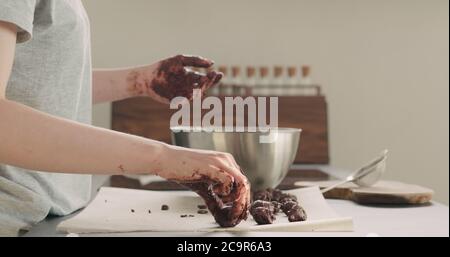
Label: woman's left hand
xmin=126 ymin=55 xmax=222 ymax=104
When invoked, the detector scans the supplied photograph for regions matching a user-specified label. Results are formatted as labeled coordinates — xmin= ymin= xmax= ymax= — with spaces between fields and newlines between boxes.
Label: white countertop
xmin=22 ymin=165 xmax=449 ymax=237
xmin=23 ymin=198 xmax=449 ymax=237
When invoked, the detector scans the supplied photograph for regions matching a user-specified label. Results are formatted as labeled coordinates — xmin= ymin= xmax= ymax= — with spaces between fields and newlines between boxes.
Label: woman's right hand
xmin=155 ymin=144 xmax=251 ymax=227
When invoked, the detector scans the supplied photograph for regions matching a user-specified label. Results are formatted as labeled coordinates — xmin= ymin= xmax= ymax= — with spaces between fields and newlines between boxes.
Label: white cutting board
xmin=58 ymin=186 xmax=353 ymax=233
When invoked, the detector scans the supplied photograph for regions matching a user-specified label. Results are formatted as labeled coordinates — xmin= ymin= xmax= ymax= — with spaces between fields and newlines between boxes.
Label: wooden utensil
xmin=295 ymin=180 xmax=434 ymax=205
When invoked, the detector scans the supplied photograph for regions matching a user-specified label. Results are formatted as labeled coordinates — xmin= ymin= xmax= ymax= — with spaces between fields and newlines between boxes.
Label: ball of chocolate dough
xmin=251 ymin=207 xmax=275 ymax=225
xmin=271 ymin=201 xmax=282 ymax=213
xmin=250 ymin=187 xmax=307 ymax=225
xmin=279 ymin=193 xmax=298 ymax=203
xmin=269 ymin=189 xmax=284 ymax=202
xmin=250 ymin=200 xmax=274 ymax=213
xmin=281 ymin=200 xmax=298 ymax=214
xmin=181 ymin=181 xmax=248 ymax=228
xmin=253 ymin=190 xmax=272 ymax=201
xmin=287 ymin=205 xmax=307 ymax=222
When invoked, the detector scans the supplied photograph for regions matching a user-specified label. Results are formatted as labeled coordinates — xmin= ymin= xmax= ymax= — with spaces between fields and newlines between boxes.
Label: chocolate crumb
xmin=197 ymin=209 xmax=208 ymax=214
xmin=131 ymin=209 xmax=135 ymax=213
xmin=188 ymin=214 xmax=195 ymax=217
xmin=148 ymin=210 xmax=151 ymax=214
xmin=180 ymin=214 xmax=188 ymax=218
xmin=197 ymin=204 xmax=207 ymax=209
xmin=161 ymin=204 xmax=169 ymax=211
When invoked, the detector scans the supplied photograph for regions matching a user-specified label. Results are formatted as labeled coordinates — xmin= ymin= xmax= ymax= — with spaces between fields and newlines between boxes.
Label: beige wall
xmin=83 ymin=0 xmax=449 ymax=204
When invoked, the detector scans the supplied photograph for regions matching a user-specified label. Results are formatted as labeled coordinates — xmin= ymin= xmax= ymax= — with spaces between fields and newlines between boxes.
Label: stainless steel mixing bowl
xmin=171 ymin=127 xmax=301 ymax=190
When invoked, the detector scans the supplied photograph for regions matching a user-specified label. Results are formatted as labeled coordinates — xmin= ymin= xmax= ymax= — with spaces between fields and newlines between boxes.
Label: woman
xmin=0 ymin=0 xmax=250 ymax=236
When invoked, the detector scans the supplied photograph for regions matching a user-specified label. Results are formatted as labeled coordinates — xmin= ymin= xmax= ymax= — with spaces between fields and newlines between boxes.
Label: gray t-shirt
xmin=0 ymin=0 xmax=92 ymax=236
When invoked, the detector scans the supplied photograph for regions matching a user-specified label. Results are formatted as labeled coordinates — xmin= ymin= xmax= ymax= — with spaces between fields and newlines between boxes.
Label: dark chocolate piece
xmin=161 ymin=204 xmax=169 ymax=211
xmin=270 ymin=189 xmax=283 ymax=202
xmin=271 ymin=201 xmax=282 ymax=213
xmin=250 ymin=188 xmax=307 ymax=225
xmin=253 ymin=190 xmax=272 ymax=201
xmin=279 ymin=193 xmax=298 ymax=203
xmin=252 ymin=207 xmax=275 ymax=225
xmin=281 ymin=200 xmax=298 ymax=214
xmin=250 ymin=200 xmax=275 ymax=215
xmin=287 ymin=205 xmax=307 ymax=222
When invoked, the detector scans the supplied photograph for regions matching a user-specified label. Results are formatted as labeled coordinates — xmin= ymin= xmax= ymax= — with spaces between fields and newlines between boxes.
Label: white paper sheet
xmin=58 ymin=186 xmax=353 ymax=233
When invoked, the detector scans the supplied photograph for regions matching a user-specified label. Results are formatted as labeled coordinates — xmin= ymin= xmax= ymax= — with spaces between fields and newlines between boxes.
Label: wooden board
xmin=295 ymin=180 xmax=434 ymax=205
xmin=112 ymin=96 xmax=329 ymax=164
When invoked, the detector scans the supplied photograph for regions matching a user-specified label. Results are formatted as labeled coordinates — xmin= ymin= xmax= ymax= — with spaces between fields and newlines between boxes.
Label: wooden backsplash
xmin=112 ymin=96 xmax=329 ymax=164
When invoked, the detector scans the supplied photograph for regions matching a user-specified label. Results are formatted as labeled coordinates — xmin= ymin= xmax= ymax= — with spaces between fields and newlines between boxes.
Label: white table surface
xmin=22 ymin=165 xmax=449 ymax=237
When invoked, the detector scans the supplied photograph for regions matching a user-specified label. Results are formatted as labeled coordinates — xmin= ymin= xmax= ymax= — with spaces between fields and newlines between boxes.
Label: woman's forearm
xmin=0 ymin=99 xmax=166 ymax=175
xmin=92 ymin=66 xmax=151 ymax=104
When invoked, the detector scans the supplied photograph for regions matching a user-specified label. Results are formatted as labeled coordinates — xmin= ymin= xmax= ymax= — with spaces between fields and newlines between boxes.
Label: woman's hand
xmin=156 ymin=145 xmax=251 ymax=227
xmin=126 ymin=55 xmax=222 ymax=104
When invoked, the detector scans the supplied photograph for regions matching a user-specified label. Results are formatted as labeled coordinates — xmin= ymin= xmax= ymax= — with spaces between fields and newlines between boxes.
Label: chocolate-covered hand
xmin=157 ymin=145 xmax=251 ymax=227
xmin=182 ymin=168 xmax=251 ymax=228
xmin=127 ymin=55 xmax=222 ymax=104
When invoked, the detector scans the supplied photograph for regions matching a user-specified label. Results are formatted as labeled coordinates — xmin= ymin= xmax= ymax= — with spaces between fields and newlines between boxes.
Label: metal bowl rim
xmin=170 ymin=127 xmax=302 ymax=134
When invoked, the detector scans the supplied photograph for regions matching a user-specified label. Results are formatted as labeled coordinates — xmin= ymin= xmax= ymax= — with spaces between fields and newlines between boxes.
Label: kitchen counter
xmin=22 ymin=165 xmax=449 ymax=237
